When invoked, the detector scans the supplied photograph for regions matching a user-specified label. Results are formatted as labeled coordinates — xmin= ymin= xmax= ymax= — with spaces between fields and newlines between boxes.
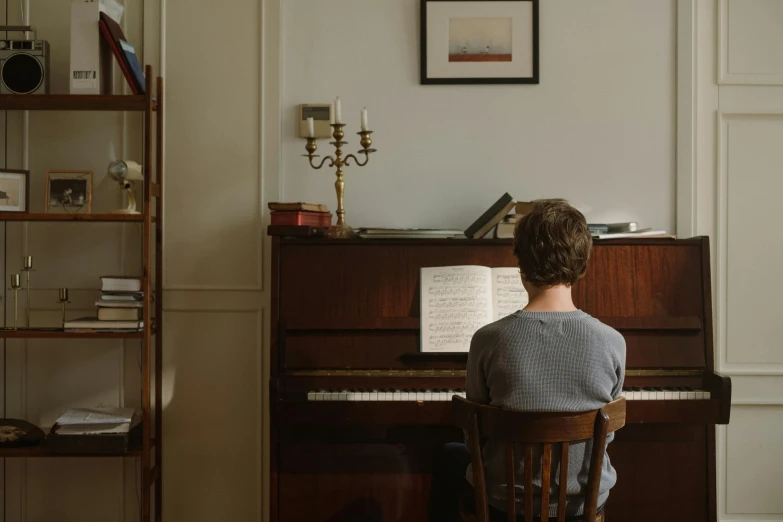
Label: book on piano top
xmin=268 ymin=201 xmax=329 ymax=213
xmin=464 ymin=193 xmax=516 ymax=239
xmin=357 ymin=228 xmax=464 ymax=239
xmin=270 ymin=210 xmax=332 ymax=227
xmin=592 ymin=230 xmax=675 ymax=240
xmin=420 ymin=265 xmax=528 ymax=352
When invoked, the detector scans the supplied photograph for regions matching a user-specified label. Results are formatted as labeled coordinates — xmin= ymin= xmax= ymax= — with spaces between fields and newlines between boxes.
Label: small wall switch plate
xmin=299 ymin=104 xmax=333 ymax=138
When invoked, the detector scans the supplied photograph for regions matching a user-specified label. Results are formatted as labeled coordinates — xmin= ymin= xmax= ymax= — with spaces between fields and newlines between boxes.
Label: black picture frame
xmin=0 ymin=169 xmax=30 ymax=214
xmin=420 ymin=0 xmax=539 ymax=85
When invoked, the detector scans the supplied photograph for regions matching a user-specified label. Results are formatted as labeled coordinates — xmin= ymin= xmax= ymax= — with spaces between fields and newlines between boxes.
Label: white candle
xmin=361 ymin=108 xmax=368 ymax=132
xmin=334 ymin=97 xmax=342 ymax=124
xmin=307 ymin=117 xmax=315 ymax=137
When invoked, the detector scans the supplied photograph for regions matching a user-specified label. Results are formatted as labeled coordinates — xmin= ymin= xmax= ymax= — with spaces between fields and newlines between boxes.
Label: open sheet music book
xmin=420 ymin=265 xmax=528 ymax=352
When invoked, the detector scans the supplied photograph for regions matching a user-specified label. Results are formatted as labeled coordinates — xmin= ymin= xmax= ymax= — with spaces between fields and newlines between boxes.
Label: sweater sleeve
xmin=610 ymin=333 xmax=626 ymax=400
xmin=466 ymin=328 xmax=492 ymax=405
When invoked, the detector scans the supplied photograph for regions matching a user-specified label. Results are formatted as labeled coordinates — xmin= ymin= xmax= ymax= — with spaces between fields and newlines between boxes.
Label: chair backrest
xmin=451 ymin=396 xmax=626 ymax=522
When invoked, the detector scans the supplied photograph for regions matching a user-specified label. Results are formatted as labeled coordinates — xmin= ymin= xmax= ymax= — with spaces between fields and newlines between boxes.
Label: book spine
xmin=98 ymin=20 xmax=139 ymax=95
xmin=270 ymin=211 xmax=332 ymax=227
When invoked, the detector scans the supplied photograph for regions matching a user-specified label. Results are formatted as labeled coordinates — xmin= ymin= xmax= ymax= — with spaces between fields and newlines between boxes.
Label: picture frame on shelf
xmin=420 ymin=0 xmax=539 ymax=85
xmin=45 ymin=170 xmax=93 ymax=214
xmin=0 ymin=169 xmax=30 ymax=213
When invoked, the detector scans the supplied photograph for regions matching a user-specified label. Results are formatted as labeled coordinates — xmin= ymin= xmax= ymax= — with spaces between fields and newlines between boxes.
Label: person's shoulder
xmin=580 ymin=313 xmax=626 ymax=349
xmin=471 ymin=314 xmax=518 ymax=345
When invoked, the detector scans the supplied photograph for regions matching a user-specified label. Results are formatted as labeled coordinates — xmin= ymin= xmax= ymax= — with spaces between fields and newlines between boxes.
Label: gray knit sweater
xmin=466 ymin=310 xmax=626 ymax=517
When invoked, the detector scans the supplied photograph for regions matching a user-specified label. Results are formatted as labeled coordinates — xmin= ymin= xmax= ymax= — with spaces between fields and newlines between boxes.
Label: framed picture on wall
xmin=45 ymin=170 xmax=93 ymax=214
xmin=420 ymin=0 xmax=539 ymax=85
xmin=0 ymin=169 xmax=29 ymax=213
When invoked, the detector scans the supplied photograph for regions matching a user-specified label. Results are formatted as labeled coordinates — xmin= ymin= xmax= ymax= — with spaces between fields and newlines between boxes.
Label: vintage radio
xmin=0 ymin=26 xmax=50 ymax=95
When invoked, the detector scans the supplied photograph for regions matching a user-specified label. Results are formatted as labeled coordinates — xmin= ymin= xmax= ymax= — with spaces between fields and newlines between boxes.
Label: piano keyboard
xmin=306 ymin=387 xmax=711 ymax=401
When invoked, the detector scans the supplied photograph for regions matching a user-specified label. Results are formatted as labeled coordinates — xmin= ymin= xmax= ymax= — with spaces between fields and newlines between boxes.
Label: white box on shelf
xmin=69 ymin=0 xmax=123 ymax=94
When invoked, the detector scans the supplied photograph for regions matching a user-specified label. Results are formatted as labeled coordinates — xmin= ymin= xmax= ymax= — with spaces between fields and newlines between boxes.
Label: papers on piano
xmin=420 ymin=265 xmax=528 ymax=352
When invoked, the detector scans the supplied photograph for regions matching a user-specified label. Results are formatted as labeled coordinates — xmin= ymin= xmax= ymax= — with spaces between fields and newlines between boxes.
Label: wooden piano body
xmin=270 ymin=236 xmax=731 ymax=522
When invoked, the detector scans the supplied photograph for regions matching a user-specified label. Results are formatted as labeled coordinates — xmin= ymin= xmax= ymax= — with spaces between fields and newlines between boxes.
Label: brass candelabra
xmin=303 ymin=123 xmax=376 ymax=239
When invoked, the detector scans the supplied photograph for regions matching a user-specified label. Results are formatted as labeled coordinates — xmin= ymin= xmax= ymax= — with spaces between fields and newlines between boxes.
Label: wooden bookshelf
xmin=0 ymin=94 xmax=153 ymax=112
xmin=0 ymin=67 xmax=163 ymax=521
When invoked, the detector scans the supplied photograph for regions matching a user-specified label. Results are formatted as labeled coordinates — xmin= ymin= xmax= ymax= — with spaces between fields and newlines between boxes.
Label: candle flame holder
xmin=302 ymin=124 xmax=376 ymax=239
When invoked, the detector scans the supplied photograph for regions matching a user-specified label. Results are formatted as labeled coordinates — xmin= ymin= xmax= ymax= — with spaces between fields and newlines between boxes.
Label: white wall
xmin=691 ymin=1 xmax=783 ymax=521
xmin=282 ymin=0 xmax=677 ymax=232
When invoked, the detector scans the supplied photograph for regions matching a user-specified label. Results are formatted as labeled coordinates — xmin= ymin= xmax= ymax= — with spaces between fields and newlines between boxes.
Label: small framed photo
xmin=0 ymin=169 xmax=30 ymax=213
xmin=45 ymin=170 xmax=93 ymax=214
xmin=421 ymin=0 xmax=539 ymax=85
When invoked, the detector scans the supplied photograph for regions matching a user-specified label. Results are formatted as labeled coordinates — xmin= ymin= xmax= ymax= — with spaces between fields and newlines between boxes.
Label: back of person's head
xmin=513 ymin=199 xmax=592 ymax=287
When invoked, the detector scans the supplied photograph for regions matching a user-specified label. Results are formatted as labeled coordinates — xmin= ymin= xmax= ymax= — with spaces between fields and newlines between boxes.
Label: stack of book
xmin=267 ymin=202 xmax=332 ymax=237
xmin=64 ymin=276 xmax=144 ymax=332
xmin=464 ymin=193 xmax=537 ymax=240
xmin=494 ymin=201 xmax=534 ymax=239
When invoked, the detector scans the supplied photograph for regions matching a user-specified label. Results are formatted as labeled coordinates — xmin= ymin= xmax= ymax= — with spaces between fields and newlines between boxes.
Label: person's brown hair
xmin=512 ymin=199 xmax=592 ymax=287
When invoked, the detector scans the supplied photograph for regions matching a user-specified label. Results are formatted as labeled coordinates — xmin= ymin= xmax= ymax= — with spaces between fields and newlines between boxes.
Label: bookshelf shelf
xmin=0 ymin=446 xmax=141 ymax=458
xmin=0 ymin=94 xmax=154 ymax=112
xmin=0 ymin=213 xmax=145 ymax=222
xmin=0 ymin=330 xmax=144 ymax=339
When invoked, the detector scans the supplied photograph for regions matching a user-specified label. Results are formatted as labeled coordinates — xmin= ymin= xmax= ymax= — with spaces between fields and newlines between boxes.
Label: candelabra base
xmin=326 ymin=225 xmax=356 ymax=239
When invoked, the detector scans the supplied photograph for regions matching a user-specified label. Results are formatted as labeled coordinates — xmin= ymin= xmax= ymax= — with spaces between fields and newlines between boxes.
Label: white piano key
xmin=704 ymin=391 xmax=711 ymax=399
xmin=424 ymin=390 xmax=433 ymax=401
xmin=338 ymin=390 xmax=347 ymax=401
xmin=664 ymin=391 xmax=675 ymax=400
xmin=307 ymin=391 xmax=315 ymax=401
xmin=439 ymin=390 xmax=449 ymax=401
xmin=370 ymin=390 xmax=379 ymax=401
xmin=401 ymin=391 xmax=410 ymax=401
xmin=361 ymin=390 xmax=370 ymax=401
xmin=315 ymin=390 xmax=325 ymax=401
xmin=631 ymin=391 xmax=642 ymax=400
xmin=458 ymin=391 xmax=466 ymax=399
xmin=695 ymin=390 xmax=705 ymax=400
xmin=346 ymin=390 xmax=357 ymax=401
xmin=641 ymin=389 xmax=651 ymax=401
xmin=686 ymin=390 xmax=697 ymax=400
xmin=393 ymin=391 xmax=402 ymax=401
xmin=416 ymin=390 xmax=425 ymax=401
xmin=386 ymin=390 xmax=394 ymax=401
xmin=655 ymin=389 xmax=665 ymax=400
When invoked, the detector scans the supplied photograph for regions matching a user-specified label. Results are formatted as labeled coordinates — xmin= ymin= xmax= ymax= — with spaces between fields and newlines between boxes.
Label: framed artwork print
xmin=0 ymin=169 xmax=29 ymax=213
xmin=45 ymin=170 xmax=93 ymax=214
xmin=420 ymin=0 xmax=539 ymax=85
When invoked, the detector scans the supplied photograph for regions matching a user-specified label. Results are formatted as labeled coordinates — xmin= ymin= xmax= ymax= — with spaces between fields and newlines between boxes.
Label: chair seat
xmin=458 ymin=497 xmax=605 ymax=522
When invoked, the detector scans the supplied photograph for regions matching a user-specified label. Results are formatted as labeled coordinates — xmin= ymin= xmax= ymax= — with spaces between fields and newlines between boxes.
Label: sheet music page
xmin=491 ymin=267 xmax=528 ymax=320
xmin=420 ymin=265 xmax=493 ymax=352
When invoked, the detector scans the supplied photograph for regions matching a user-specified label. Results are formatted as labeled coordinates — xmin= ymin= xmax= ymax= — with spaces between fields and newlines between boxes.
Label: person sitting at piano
xmin=430 ymin=199 xmax=626 ymax=521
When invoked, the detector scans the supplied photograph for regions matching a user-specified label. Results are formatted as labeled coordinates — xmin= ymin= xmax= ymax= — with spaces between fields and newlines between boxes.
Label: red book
xmin=270 ymin=211 xmax=332 ymax=227
xmin=98 ymin=19 xmax=139 ymax=94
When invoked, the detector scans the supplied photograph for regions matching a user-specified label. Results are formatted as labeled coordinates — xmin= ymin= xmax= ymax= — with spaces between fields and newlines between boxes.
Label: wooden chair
xmin=451 ymin=396 xmax=626 ymax=522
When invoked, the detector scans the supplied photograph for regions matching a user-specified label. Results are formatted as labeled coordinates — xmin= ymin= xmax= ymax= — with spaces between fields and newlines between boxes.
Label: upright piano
xmin=270 ymin=236 xmax=731 ymax=522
